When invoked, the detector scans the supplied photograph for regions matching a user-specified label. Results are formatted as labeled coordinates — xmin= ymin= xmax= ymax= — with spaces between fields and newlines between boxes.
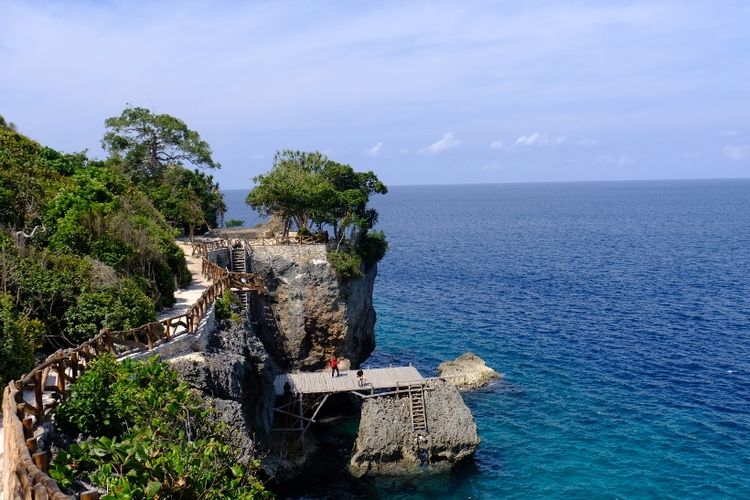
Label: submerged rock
xmin=437 ymin=352 xmax=500 ymax=390
xmin=349 ymin=380 xmax=479 ymax=476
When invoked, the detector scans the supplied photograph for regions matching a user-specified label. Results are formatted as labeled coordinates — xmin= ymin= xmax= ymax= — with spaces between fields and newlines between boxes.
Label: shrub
xmin=51 ymin=356 xmax=270 ymax=498
xmin=225 ymin=219 xmax=244 ymax=228
xmin=0 ymin=293 xmax=38 ymax=386
xmin=64 ymin=279 xmax=155 ymax=344
xmin=328 ymin=248 xmax=363 ymax=280
xmin=215 ymin=290 xmax=238 ymax=322
xmin=357 ymin=230 xmax=388 ymax=268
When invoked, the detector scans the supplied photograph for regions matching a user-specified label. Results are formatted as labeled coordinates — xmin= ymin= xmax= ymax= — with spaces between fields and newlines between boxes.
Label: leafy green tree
xmin=143 ymin=166 xmax=226 ymax=236
xmin=246 ymin=150 xmax=387 ymax=242
xmin=101 ymin=106 xmax=220 ymax=180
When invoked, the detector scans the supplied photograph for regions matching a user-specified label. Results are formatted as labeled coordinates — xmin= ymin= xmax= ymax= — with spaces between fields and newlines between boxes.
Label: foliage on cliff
xmin=102 ymin=106 xmax=226 ymax=235
xmin=0 ymin=120 xmax=194 ymax=378
xmin=51 ymin=355 xmax=270 ymax=498
xmin=246 ymin=150 xmax=388 ymax=279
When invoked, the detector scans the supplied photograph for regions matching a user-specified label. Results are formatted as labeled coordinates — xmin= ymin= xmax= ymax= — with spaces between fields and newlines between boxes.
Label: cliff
xmin=246 ymin=244 xmax=376 ymax=370
xmin=350 ymin=380 xmax=480 ymax=476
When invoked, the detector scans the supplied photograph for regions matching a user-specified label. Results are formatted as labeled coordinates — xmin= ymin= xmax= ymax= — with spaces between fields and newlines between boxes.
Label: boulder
xmin=437 ymin=352 xmax=500 ymax=390
xmin=168 ymin=352 xmax=247 ymax=401
xmin=349 ymin=380 xmax=479 ymax=476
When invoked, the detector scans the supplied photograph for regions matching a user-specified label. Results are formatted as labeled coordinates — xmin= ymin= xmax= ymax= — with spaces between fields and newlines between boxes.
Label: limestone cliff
xmin=350 ymin=380 xmax=480 ymax=476
xmin=246 ymin=244 xmax=376 ymax=370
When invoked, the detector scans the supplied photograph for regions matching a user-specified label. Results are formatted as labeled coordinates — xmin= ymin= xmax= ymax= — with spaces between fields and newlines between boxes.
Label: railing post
xmin=34 ymin=369 xmax=44 ymax=424
xmin=70 ymin=351 xmax=79 ymax=382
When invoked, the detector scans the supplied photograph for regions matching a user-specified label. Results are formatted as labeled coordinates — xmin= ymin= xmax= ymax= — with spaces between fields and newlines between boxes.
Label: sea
xmin=223 ymin=179 xmax=750 ymax=499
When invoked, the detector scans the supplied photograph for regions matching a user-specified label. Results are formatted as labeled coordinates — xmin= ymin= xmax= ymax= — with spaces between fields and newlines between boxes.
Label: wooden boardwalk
xmin=274 ymin=366 xmax=424 ymax=396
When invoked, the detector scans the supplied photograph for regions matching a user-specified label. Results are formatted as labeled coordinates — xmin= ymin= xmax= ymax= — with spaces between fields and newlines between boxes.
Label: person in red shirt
xmin=330 ymin=355 xmax=339 ymax=378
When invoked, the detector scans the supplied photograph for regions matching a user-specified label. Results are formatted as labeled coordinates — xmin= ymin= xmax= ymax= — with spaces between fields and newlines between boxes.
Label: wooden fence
xmin=1 ymin=239 xmax=264 ymax=500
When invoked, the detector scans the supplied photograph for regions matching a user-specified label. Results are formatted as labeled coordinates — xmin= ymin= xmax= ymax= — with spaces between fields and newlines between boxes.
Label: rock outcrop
xmin=349 ymin=380 xmax=480 ymax=476
xmin=247 ymin=244 xmax=376 ymax=370
xmin=437 ymin=352 xmax=500 ymax=390
xmin=168 ymin=316 xmax=277 ymax=465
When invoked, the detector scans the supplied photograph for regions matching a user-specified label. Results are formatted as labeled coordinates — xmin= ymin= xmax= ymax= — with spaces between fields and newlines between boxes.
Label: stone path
xmin=157 ymin=239 xmax=211 ymax=321
xmin=0 ymin=239 xmax=207 ymax=497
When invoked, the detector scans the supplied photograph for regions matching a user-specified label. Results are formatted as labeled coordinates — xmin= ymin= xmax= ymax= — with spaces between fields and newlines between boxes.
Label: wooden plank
xmin=274 ymin=366 xmax=424 ymax=396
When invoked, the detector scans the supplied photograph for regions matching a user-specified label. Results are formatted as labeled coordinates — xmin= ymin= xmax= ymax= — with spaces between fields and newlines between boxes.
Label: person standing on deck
xmin=330 ymin=355 xmax=339 ymax=378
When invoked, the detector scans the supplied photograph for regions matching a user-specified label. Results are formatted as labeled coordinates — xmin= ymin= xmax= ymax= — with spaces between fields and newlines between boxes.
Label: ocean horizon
xmin=224 ymin=178 xmax=750 ymax=498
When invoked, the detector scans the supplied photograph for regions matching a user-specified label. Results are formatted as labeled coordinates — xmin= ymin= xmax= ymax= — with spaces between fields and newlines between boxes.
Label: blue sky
xmin=1 ymin=1 xmax=749 ymax=187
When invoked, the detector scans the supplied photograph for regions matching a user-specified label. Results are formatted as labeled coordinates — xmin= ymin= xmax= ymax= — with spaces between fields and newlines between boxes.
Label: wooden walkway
xmin=274 ymin=366 xmax=424 ymax=396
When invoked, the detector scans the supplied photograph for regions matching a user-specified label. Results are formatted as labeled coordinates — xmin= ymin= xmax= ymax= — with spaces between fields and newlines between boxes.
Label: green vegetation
xmin=215 ymin=290 xmax=241 ymax=323
xmin=225 ymin=219 xmax=244 ymax=228
xmin=51 ymin=355 xmax=269 ymax=498
xmin=102 ymin=106 xmax=225 ymax=236
xmin=246 ymin=150 xmax=388 ymax=280
xmin=0 ymin=107 xmax=224 ymax=382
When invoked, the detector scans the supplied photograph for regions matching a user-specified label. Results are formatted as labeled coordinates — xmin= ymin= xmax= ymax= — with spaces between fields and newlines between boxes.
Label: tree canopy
xmin=101 ymin=106 xmax=219 ymax=180
xmin=246 ymin=150 xmax=387 ymax=242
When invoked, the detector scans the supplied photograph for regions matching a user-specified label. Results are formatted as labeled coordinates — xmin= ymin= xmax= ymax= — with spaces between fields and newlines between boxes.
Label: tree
xmin=0 ymin=113 xmax=17 ymax=132
xmin=246 ymin=150 xmax=387 ymax=242
xmin=101 ymin=106 xmax=219 ymax=180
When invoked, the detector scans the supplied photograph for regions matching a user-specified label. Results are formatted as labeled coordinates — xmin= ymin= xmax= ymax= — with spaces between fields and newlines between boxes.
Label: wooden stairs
xmin=408 ymin=384 xmax=428 ymax=435
xmin=231 ymin=246 xmax=251 ymax=310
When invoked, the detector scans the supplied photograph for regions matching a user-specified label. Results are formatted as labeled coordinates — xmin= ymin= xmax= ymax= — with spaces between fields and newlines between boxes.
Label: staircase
xmin=408 ymin=384 xmax=428 ymax=435
xmin=231 ymin=246 xmax=251 ymax=311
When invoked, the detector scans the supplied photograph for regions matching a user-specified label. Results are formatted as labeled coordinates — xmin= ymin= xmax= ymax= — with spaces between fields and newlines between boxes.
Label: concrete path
xmin=157 ymin=239 xmax=211 ymax=321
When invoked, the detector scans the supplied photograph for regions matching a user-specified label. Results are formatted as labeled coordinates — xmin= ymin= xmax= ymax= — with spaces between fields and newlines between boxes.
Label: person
xmin=356 ymin=369 xmax=366 ymax=387
xmin=330 ymin=355 xmax=339 ymax=378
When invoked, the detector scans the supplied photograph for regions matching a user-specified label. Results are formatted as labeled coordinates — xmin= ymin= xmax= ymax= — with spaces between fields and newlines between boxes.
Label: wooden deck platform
xmin=274 ymin=366 xmax=425 ymax=396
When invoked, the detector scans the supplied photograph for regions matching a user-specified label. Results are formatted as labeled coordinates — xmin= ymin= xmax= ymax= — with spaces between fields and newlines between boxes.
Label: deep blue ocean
xmin=223 ymin=180 xmax=750 ymax=499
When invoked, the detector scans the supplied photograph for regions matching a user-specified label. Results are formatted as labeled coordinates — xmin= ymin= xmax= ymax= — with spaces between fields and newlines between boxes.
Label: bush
xmin=328 ymin=248 xmax=363 ymax=280
xmin=357 ymin=230 xmax=388 ymax=268
xmin=215 ymin=290 xmax=238 ymax=322
xmin=0 ymin=293 xmax=38 ymax=386
xmin=52 ymin=356 xmax=270 ymax=498
xmin=64 ymin=279 xmax=155 ymax=344
xmin=225 ymin=219 xmax=244 ymax=228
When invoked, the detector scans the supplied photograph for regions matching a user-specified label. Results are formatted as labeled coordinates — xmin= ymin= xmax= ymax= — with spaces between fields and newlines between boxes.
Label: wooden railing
xmin=1 ymin=239 xmax=265 ymax=499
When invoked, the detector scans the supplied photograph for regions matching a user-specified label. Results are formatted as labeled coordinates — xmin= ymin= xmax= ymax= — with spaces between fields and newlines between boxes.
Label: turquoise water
xmin=224 ymin=180 xmax=750 ymax=499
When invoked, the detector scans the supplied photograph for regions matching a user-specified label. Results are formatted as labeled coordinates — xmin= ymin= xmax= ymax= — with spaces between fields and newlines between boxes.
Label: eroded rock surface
xmin=350 ymin=380 xmax=479 ymax=476
xmin=437 ymin=352 xmax=500 ymax=390
xmin=247 ymin=244 xmax=376 ymax=370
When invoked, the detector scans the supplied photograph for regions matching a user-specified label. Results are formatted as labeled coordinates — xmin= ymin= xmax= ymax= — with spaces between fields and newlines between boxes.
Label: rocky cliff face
xmin=168 ymin=317 xmax=277 ymax=465
xmin=349 ymin=380 xmax=480 ymax=476
xmin=247 ymin=244 xmax=376 ymax=370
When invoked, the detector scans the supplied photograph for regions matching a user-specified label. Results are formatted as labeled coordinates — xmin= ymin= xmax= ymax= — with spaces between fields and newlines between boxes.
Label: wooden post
xmin=26 ymin=437 xmax=37 ymax=453
xmin=22 ymin=416 xmax=34 ymax=439
xmin=32 ymin=451 xmax=49 ymax=473
xmin=33 ymin=484 xmax=49 ymax=500
xmin=34 ymin=369 xmax=44 ymax=424
xmin=81 ymin=491 xmax=100 ymax=500
xmin=165 ymin=318 xmax=172 ymax=340
xmin=56 ymin=359 xmax=66 ymax=399
xmin=70 ymin=351 xmax=79 ymax=382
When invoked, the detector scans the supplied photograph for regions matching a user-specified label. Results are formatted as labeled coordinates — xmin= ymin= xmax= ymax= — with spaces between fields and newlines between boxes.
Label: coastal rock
xmin=437 ymin=352 xmax=500 ymax=390
xmin=247 ymin=244 xmax=376 ymax=370
xmin=349 ymin=380 xmax=479 ymax=476
xmin=209 ymin=398 xmax=258 ymax=466
xmin=169 ymin=352 xmax=247 ymax=401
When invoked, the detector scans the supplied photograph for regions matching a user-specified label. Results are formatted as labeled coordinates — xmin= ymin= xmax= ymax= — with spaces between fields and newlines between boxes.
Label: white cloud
xmin=422 ymin=132 xmax=460 ymax=154
xmin=366 ymin=142 xmax=383 ymax=156
xmin=515 ymin=132 xmax=565 ymax=147
xmin=596 ymin=154 xmax=635 ymax=166
xmin=577 ymin=138 xmax=598 ymax=147
xmin=489 ymin=140 xmax=504 ymax=150
xmin=723 ymin=145 xmax=750 ymax=161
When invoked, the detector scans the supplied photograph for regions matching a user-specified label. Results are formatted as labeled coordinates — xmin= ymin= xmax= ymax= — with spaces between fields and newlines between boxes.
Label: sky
xmin=1 ymin=0 xmax=749 ymax=187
